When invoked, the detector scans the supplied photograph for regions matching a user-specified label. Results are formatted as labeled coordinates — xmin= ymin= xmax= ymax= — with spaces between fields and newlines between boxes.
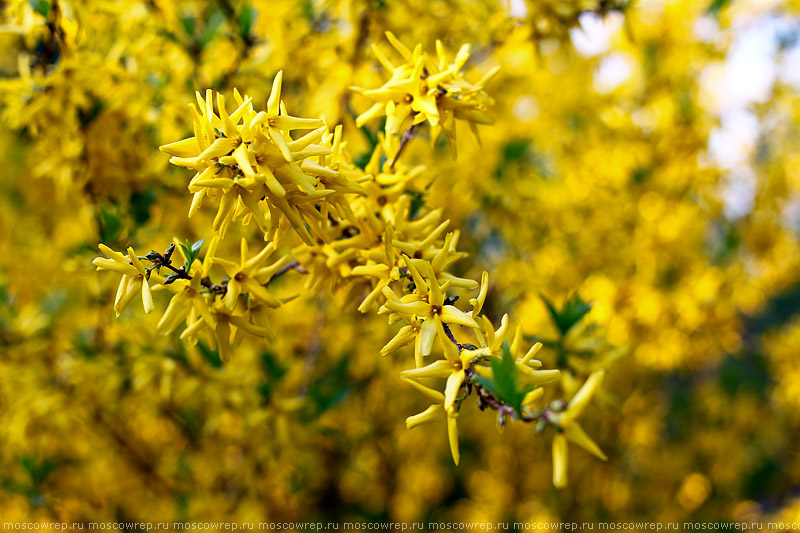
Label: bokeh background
xmin=2 ymin=0 xmax=800 ymax=526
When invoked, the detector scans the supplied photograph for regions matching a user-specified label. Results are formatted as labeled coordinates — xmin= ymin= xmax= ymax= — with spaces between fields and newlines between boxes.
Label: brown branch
xmin=390 ymin=122 xmax=418 ymax=168
xmin=270 ymin=259 xmax=308 ymax=281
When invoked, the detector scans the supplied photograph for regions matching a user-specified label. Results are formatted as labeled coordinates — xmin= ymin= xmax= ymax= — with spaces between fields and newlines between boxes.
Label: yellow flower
xmin=550 ymin=370 xmax=608 ymax=488
xmin=352 ymin=33 xmax=498 ymax=155
xmin=162 ymin=77 xmax=366 ymax=245
xmin=380 ymin=258 xmax=478 ymax=360
xmin=401 ymin=348 xmax=483 ymax=465
xmin=92 ymin=244 xmax=160 ymax=317
xmin=207 ymin=238 xmax=294 ymax=311
xmin=156 ymin=240 xmax=217 ymax=336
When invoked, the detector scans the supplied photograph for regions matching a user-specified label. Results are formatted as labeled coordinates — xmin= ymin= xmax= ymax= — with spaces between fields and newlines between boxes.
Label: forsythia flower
xmin=160 ymin=74 xmax=368 ymax=245
xmin=380 ymin=261 xmax=478 ymax=362
xmin=401 ymin=348 xmax=486 ymax=465
xmin=550 ymin=370 xmax=608 ymax=488
xmin=352 ymin=33 xmax=499 ymax=156
xmin=93 ymin=244 xmax=160 ymax=316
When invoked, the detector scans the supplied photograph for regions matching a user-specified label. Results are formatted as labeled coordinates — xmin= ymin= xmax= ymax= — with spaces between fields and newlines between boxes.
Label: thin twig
xmin=390 ymin=122 xmax=418 ymax=168
xmin=271 ymin=259 xmax=308 ymax=281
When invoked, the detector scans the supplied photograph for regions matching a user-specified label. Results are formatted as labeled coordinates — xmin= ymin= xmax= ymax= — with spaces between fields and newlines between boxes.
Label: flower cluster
xmin=352 ymin=32 xmax=499 ymax=156
xmin=93 ymin=35 xmax=612 ymax=487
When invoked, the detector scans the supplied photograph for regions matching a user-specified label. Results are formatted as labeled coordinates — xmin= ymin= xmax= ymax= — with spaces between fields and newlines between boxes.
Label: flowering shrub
xmin=3 ymin=0 xmax=800 ymax=526
xmin=92 ymin=35 xmax=613 ymax=484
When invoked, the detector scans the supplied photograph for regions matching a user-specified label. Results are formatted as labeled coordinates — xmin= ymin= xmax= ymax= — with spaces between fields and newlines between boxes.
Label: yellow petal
xmin=243 ymin=279 xmax=282 ymax=308
xmin=224 ymin=278 xmax=242 ymax=311
xmin=444 ymin=370 xmax=465 ymax=414
xmin=383 ymin=299 xmax=431 ymax=318
xmin=233 ymin=143 xmax=255 ymax=176
xmin=553 ymin=434 xmax=568 ymax=489
xmin=385 ymin=31 xmax=412 ymax=61
xmin=159 ymin=137 xmax=200 ymax=157
xmin=565 ymin=370 xmax=605 ymax=423
xmin=522 ymin=387 xmax=544 ymax=406
xmin=469 ymin=271 xmax=489 ymax=315
xmin=517 ymin=366 xmax=561 ymax=385
xmin=98 ymin=243 xmax=127 ymax=262
xmin=270 ymin=115 xmax=323 ymax=131
xmin=196 ymin=136 xmax=238 ymax=161
xmin=114 ymin=275 xmax=140 ymax=316
xmin=418 ymin=318 xmax=437 ymax=356
xmin=441 ymin=305 xmax=479 ymax=328
xmin=380 ymin=325 xmax=415 ymax=356
xmin=521 ymin=342 xmax=543 ymax=365
xmin=269 ymin=127 xmax=293 ymax=162
xmin=228 ymin=314 xmax=270 ymax=337
xmin=267 ymin=71 xmax=283 ymax=116
xmin=448 ymin=415 xmax=460 ymax=465
xmin=401 ymin=359 xmax=452 ymax=378
xmin=92 ymin=258 xmax=138 ymax=276
xmin=400 ymin=376 xmax=445 ymax=402
xmin=141 ymin=279 xmax=154 ymax=314
xmin=355 ymin=102 xmax=385 ymax=128
xmin=216 ymin=319 xmax=232 ymax=363
xmin=435 ymin=317 xmax=460 ymax=363
xmin=371 ymin=43 xmax=395 ymax=71
xmin=402 ymin=255 xmax=428 ymax=296
xmin=406 ymin=404 xmax=444 ymax=429
xmin=157 ymin=292 xmax=190 ymax=334
xmin=126 ymin=247 xmax=147 ymax=276
xmin=564 ymin=422 xmax=607 ymax=461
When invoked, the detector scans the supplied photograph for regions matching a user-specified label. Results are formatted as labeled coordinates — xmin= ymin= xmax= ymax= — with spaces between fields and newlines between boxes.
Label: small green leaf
xmin=474 ymin=375 xmax=499 ymax=399
xmin=198 ymin=10 xmax=225 ymax=49
xmin=97 ymin=206 xmax=123 ymax=245
xmin=20 ymin=455 xmax=59 ymax=486
xmin=130 ymin=187 xmax=156 ymax=225
xmin=29 ymin=0 xmax=51 ymax=18
xmin=542 ymin=294 xmax=591 ymax=336
xmin=238 ymin=3 xmax=257 ymax=38
xmin=178 ymin=241 xmax=192 ymax=270
xmin=406 ymin=189 xmax=425 ymax=221
xmin=353 ymin=152 xmax=372 ymax=170
xmin=178 ymin=242 xmax=190 ymax=260
xmin=474 ymin=341 xmax=534 ymax=418
xmin=191 ymin=238 xmax=204 ymax=259
xmin=196 ymin=341 xmax=222 ymax=368
xmin=707 ymin=0 xmax=732 ymax=15
xmin=179 ymin=13 xmax=196 ymax=37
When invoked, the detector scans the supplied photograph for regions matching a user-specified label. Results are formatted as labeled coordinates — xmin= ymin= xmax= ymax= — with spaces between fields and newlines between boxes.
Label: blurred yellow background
xmin=2 ymin=0 xmax=800 ymax=526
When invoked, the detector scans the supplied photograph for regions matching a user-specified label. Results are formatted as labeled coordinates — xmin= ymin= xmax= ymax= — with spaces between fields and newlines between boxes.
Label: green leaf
xmin=257 ymin=351 xmax=286 ymax=404
xmin=178 ymin=241 xmax=192 ymax=270
xmin=191 ymin=238 xmax=204 ymax=258
xmin=542 ymin=294 xmax=591 ymax=336
xmin=196 ymin=341 xmax=222 ymax=368
xmin=179 ymin=13 xmax=196 ymax=38
xmin=198 ymin=10 xmax=225 ymax=50
xmin=178 ymin=242 xmax=190 ymax=260
xmin=474 ymin=341 xmax=534 ymax=418
xmin=130 ymin=188 xmax=156 ymax=225
xmin=29 ymin=0 xmax=51 ymax=18
xmin=406 ymin=189 xmax=425 ymax=221
xmin=707 ymin=0 xmax=732 ymax=15
xmin=238 ymin=3 xmax=257 ymax=38
xmin=353 ymin=152 xmax=372 ymax=170
xmin=97 ymin=206 xmax=123 ymax=245
xmin=300 ymin=0 xmax=315 ymax=22
xmin=474 ymin=375 xmax=499 ymax=399
xmin=20 ymin=455 xmax=59 ymax=486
